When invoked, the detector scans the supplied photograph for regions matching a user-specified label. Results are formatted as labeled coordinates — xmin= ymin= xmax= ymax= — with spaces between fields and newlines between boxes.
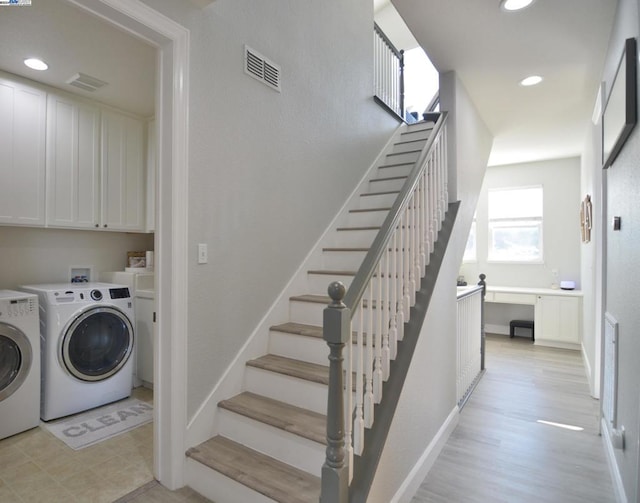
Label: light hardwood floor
xmin=411 ymin=334 xmax=615 ymax=503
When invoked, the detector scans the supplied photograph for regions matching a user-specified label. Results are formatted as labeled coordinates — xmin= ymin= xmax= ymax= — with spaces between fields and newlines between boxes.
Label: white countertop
xmin=486 ymin=285 xmax=583 ymax=297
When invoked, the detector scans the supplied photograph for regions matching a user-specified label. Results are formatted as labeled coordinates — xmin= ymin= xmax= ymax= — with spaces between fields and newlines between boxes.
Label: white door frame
xmin=67 ymin=0 xmax=190 ymax=489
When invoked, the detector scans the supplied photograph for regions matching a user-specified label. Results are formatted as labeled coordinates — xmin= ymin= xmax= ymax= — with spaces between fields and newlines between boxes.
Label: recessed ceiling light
xmin=500 ymin=0 xmax=535 ymax=12
xmin=24 ymin=58 xmax=48 ymax=71
xmin=520 ymin=75 xmax=543 ymax=87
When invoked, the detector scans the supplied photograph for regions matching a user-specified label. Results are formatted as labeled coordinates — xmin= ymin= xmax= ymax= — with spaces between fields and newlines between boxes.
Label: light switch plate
xmin=198 ymin=243 xmax=208 ymax=264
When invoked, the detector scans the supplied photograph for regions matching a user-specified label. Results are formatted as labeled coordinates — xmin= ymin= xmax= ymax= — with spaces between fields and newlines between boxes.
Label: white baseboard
xmin=601 ymin=417 xmax=628 ymax=503
xmin=581 ymin=342 xmax=598 ymax=399
xmin=485 ymin=323 xmax=509 ymax=335
xmin=390 ymin=405 xmax=460 ymax=503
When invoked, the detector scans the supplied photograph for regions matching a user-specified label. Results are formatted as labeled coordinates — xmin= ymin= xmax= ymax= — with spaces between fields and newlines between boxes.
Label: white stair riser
xmin=306 ymin=273 xmax=392 ymax=297
xmin=382 ymin=150 xmax=420 ymax=165
xmin=368 ymin=177 xmax=406 ymax=193
xmin=306 ymin=273 xmax=354 ymax=295
xmin=357 ymin=192 xmax=398 ymax=209
xmin=289 ymin=300 xmax=384 ymax=332
xmin=186 ymin=458 xmax=277 ymax=503
xmin=244 ymin=366 xmax=327 ymax=414
xmin=391 ymin=140 xmax=426 ymax=154
xmin=376 ymin=163 xmax=414 ymax=178
xmin=268 ymin=331 xmax=327 ymax=366
xmin=401 ymin=127 xmax=433 ymax=142
xmin=325 ymin=228 xmax=379 ymax=248
xmin=217 ymin=409 xmax=324 ymax=475
xmin=344 ymin=210 xmax=389 ymax=228
xmin=320 ymin=250 xmax=368 ymax=270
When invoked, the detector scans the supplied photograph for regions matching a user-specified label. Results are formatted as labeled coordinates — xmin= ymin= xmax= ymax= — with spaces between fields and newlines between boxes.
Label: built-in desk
xmin=485 ymin=286 xmax=583 ymax=350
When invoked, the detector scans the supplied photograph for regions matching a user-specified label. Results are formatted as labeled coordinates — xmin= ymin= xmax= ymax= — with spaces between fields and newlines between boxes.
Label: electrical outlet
xmin=198 ymin=243 xmax=208 ymax=264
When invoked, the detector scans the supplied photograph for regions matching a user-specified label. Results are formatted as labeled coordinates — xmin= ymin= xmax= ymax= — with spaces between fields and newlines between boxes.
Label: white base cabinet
xmin=0 ymin=76 xmax=46 ymax=226
xmin=534 ymin=294 xmax=581 ymax=347
xmin=135 ymin=293 xmax=155 ymax=386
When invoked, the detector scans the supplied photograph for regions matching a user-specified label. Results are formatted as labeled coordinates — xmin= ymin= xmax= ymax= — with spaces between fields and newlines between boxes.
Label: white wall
xmin=460 ymin=157 xmax=582 ymax=290
xmin=140 ymin=0 xmax=400 ymax=418
xmin=595 ymin=0 xmax=640 ymax=499
xmin=580 ymin=108 xmax=603 ymax=397
xmin=368 ymin=71 xmax=493 ymax=502
xmin=0 ymin=226 xmax=153 ymax=288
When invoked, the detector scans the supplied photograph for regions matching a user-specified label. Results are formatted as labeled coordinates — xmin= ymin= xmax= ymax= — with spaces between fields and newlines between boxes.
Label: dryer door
xmin=61 ymin=306 xmax=134 ymax=382
xmin=0 ymin=322 xmax=33 ymax=402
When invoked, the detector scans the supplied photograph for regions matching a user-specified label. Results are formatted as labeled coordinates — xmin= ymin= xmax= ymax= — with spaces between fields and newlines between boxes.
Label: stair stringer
xmin=184 ymin=123 xmax=409 ymax=449
xmin=349 ymin=201 xmax=460 ymax=503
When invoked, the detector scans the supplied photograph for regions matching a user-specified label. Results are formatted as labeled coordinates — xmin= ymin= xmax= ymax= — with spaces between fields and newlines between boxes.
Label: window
xmin=488 ymin=186 xmax=543 ymax=262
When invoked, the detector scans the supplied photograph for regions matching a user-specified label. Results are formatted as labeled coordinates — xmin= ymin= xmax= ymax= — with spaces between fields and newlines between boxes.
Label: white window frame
xmin=487 ymin=186 xmax=543 ymax=264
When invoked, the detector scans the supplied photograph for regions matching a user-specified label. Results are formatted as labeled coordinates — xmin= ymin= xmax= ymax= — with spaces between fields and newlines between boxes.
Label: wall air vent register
xmin=244 ymin=45 xmax=281 ymax=93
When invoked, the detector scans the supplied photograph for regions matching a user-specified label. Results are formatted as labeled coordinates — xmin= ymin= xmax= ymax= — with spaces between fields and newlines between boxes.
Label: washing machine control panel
xmin=90 ymin=290 xmax=103 ymax=301
xmin=108 ymin=288 xmax=131 ymax=300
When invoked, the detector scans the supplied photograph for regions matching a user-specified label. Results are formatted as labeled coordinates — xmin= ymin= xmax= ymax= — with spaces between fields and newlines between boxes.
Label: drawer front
xmin=491 ymin=292 xmax=536 ymax=305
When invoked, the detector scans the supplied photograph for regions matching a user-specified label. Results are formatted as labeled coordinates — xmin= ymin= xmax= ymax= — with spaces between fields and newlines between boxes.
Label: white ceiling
xmin=0 ymin=0 xmax=156 ymax=117
xmin=0 ymin=0 xmax=618 ymax=165
xmin=381 ymin=0 xmax=618 ymax=166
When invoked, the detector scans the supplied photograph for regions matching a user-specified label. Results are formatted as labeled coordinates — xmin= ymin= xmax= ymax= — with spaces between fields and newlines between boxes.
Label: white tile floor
xmin=0 ymin=387 xmax=157 ymax=503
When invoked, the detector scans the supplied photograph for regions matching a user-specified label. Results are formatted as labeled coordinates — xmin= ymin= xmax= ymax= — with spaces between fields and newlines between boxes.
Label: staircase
xmin=185 ymin=120 xmax=439 ymax=503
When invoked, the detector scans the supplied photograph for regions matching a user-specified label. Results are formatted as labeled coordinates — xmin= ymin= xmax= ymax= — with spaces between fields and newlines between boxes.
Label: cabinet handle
xmin=103 ymin=224 xmax=108 ymax=228
xmin=95 ymin=224 xmax=99 ymax=228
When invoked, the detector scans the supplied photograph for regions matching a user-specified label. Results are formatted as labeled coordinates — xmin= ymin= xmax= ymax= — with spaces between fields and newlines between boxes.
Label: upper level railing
xmin=456 ymin=283 xmax=483 ymax=408
xmin=320 ymin=113 xmax=449 ymax=502
xmin=373 ymin=23 xmax=404 ymax=120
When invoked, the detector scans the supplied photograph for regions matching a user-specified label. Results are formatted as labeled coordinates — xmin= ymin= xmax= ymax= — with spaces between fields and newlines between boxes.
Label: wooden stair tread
xmin=387 ymin=149 xmax=421 ymax=156
xmin=322 ymin=247 xmax=369 ymax=252
xmin=360 ymin=190 xmax=400 ymax=197
xmin=290 ymin=294 xmax=382 ymax=310
xmin=307 ymin=269 xmax=356 ymax=276
xmin=219 ymin=392 xmax=326 ymax=445
xmin=289 ymin=294 xmax=330 ymax=304
xmin=336 ymin=225 xmax=381 ymax=231
xmin=270 ymin=322 xmax=323 ymax=338
xmin=247 ymin=354 xmax=329 ymax=385
xmin=370 ymin=175 xmax=408 ymax=182
xmin=378 ymin=161 xmax=414 ymax=169
xmin=349 ymin=207 xmax=391 ymax=213
xmin=271 ymin=321 xmax=368 ymax=341
xmin=186 ymin=436 xmax=320 ymax=503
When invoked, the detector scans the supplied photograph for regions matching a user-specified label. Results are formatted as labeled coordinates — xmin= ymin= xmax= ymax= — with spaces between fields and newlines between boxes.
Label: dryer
xmin=0 ymin=290 xmax=40 ymax=439
xmin=20 ymin=283 xmax=135 ymax=421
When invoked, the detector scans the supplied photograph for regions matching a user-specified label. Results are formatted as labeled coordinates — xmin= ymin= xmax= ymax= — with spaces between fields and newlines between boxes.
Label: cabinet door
xmin=135 ymin=296 xmax=154 ymax=385
xmin=146 ymin=119 xmax=156 ymax=232
xmin=101 ymin=110 xmax=145 ymax=231
xmin=535 ymin=295 xmax=580 ymax=344
xmin=46 ymin=95 xmax=100 ymax=228
xmin=0 ymin=78 xmax=46 ymax=226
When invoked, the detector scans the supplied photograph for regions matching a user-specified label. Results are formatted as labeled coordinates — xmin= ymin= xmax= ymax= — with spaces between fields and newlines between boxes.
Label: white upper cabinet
xmin=146 ymin=119 xmax=156 ymax=233
xmin=0 ymin=77 xmax=46 ymax=226
xmin=46 ymin=94 xmax=100 ymax=229
xmin=100 ymin=109 xmax=146 ymax=232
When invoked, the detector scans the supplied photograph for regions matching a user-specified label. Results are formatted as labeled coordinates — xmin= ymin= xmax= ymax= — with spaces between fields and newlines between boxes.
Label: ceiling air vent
xmin=66 ymin=72 xmax=108 ymax=92
xmin=244 ymin=45 xmax=281 ymax=93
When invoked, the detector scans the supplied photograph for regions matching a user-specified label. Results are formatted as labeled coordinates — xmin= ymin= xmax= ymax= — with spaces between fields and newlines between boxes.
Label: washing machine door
xmin=61 ymin=306 xmax=134 ymax=382
xmin=0 ymin=322 xmax=33 ymax=402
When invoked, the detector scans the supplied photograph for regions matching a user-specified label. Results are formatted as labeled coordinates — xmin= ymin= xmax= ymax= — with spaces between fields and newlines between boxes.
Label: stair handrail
xmin=321 ymin=112 xmax=448 ymax=503
xmin=345 ymin=112 xmax=447 ymax=310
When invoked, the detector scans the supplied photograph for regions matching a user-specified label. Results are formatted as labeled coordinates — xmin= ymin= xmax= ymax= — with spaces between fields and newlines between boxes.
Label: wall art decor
xmin=603 ymin=37 xmax=637 ymax=169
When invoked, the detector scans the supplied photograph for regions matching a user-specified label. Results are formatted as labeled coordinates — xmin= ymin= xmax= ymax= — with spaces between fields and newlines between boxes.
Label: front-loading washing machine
xmin=20 ymin=282 xmax=135 ymax=421
xmin=0 ymin=290 xmax=40 ymax=439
